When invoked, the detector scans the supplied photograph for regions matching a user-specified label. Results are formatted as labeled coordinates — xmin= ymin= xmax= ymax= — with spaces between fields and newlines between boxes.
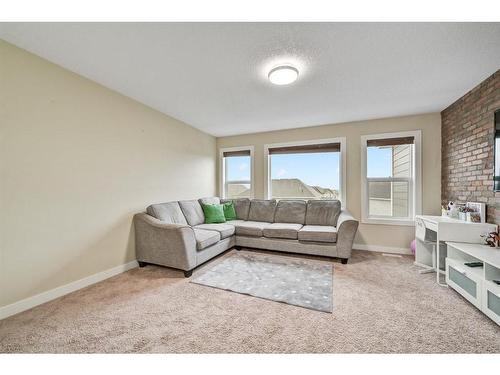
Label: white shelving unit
xmin=446 ymin=242 xmax=500 ymax=326
xmin=415 ymin=215 xmax=496 ymax=285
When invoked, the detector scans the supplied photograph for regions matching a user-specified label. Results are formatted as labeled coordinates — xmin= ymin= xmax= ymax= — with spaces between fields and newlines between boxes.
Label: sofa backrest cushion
xmin=274 ymin=200 xmax=307 ymax=224
xmin=146 ymin=201 xmax=188 ymax=225
xmin=199 ymin=197 xmax=220 ymax=205
xmin=221 ymin=198 xmax=250 ymax=220
xmin=248 ymin=199 xmax=277 ymax=222
xmin=305 ymin=200 xmax=342 ymax=227
xmin=178 ymin=199 xmax=205 ymax=226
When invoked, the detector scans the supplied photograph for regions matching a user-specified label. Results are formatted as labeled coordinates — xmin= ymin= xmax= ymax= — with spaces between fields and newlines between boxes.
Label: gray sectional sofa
xmin=134 ymin=197 xmax=359 ymax=277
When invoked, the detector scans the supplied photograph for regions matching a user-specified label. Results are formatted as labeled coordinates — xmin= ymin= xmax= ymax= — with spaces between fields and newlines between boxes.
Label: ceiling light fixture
xmin=268 ymin=65 xmax=299 ymax=85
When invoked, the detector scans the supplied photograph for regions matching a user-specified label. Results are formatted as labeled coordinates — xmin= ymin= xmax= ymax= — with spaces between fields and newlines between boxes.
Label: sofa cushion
xmin=248 ymin=199 xmax=277 ymax=222
xmin=146 ymin=201 xmax=187 ymax=225
xmin=193 ymin=228 xmax=221 ymax=250
xmin=305 ymin=200 xmax=342 ymax=227
xmin=179 ymin=200 xmax=205 ymax=226
xmin=274 ymin=200 xmax=307 ymax=224
xmin=221 ymin=198 xmax=250 ymax=220
xmin=298 ymin=225 xmax=337 ymax=243
xmin=233 ymin=221 xmax=272 ymax=237
xmin=199 ymin=197 xmax=220 ymax=205
xmin=263 ymin=223 xmax=303 ymax=240
xmin=224 ymin=219 xmax=245 ymax=224
xmin=194 ymin=223 xmax=235 ymax=239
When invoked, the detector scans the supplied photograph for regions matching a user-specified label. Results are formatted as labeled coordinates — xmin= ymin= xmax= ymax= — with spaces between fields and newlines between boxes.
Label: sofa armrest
xmin=134 ymin=213 xmax=197 ymax=271
xmin=336 ymin=210 xmax=359 ymax=259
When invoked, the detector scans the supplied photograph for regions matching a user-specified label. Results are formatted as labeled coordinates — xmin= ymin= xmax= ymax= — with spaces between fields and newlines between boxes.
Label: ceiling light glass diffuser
xmin=268 ymin=65 xmax=299 ymax=85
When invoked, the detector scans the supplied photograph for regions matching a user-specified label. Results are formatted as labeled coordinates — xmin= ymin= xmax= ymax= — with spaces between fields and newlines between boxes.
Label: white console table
xmin=446 ymin=242 xmax=500 ymax=326
xmin=415 ymin=215 xmax=497 ymax=285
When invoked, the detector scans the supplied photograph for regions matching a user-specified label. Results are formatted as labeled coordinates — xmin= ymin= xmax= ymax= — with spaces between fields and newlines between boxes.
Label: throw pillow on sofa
xmin=201 ymin=203 xmax=226 ymax=224
xmin=223 ymin=201 xmax=237 ymax=221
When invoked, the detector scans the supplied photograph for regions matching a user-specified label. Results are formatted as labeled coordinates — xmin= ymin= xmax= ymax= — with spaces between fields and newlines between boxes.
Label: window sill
xmin=361 ymin=217 xmax=415 ymax=226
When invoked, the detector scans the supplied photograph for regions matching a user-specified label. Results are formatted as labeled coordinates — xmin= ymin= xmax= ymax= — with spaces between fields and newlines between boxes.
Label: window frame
xmin=263 ymin=137 xmax=346 ymax=207
xmin=360 ymin=130 xmax=422 ymax=226
xmin=219 ymin=145 xmax=255 ymax=199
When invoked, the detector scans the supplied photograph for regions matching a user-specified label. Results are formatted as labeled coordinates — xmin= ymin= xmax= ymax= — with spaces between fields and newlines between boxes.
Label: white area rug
xmin=191 ymin=251 xmax=333 ymax=312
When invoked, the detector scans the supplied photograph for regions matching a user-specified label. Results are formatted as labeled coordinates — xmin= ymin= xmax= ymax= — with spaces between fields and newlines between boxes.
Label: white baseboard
xmin=353 ymin=243 xmax=412 ymax=255
xmin=0 ymin=260 xmax=138 ymax=320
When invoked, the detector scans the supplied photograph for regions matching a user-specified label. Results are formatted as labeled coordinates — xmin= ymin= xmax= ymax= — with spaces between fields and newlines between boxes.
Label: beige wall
xmin=0 ymin=40 xmax=216 ymax=308
xmin=217 ymin=113 xmax=441 ymax=252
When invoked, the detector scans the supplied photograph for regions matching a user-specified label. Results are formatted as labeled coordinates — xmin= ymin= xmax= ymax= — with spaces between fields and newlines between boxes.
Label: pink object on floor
xmin=410 ymin=239 xmax=416 ymax=255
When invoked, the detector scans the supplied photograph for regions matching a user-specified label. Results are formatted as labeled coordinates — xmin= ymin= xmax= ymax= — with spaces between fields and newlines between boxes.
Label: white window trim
xmin=263 ymin=137 xmax=347 ymax=207
xmin=219 ymin=145 xmax=255 ymax=199
xmin=360 ymin=130 xmax=422 ymax=226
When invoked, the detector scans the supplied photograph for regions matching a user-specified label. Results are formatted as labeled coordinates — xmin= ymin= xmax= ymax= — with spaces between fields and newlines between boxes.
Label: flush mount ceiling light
xmin=268 ymin=65 xmax=299 ymax=85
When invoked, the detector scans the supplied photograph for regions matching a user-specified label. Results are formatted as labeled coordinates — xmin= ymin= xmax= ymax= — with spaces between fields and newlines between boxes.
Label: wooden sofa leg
xmin=138 ymin=261 xmax=147 ymax=268
xmin=183 ymin=270 xmax=193 ymax=278
xmin=341 ymin=258 xmax=348 ymax=264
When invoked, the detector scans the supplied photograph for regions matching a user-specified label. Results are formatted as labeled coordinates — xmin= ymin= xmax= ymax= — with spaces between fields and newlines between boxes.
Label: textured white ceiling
xmin=1 ymin=23 xmax=499 ymax=137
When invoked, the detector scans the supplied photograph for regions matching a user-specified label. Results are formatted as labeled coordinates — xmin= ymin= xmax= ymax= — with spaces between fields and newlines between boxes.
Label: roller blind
xmin=367 ymin=136 xmax=414 ymax=147
xmin=268 ymin=142 xmax=341 ymax=155
xmin=223 ymin=150 xmax=251 ymax=157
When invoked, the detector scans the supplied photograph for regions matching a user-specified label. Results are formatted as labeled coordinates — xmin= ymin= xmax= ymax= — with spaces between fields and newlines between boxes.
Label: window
xmin=264 ymin=138 xmax=346 ymax=204
xmin=220 ymin=146 xmax=254 ymax=199
xmin=361 ymin=131 xmax=421 ymax=225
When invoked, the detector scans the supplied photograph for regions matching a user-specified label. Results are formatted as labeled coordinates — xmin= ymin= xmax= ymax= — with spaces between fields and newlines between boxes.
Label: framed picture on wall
xmin=466 ymin=202 xmax=486 ymax=223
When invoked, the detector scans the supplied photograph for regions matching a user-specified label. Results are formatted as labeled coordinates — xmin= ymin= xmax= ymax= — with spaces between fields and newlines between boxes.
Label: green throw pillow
xmin=223 ymin=201 xmax=237 ymax=220
xmin=202 ymin=203 xmax=226 ymax=224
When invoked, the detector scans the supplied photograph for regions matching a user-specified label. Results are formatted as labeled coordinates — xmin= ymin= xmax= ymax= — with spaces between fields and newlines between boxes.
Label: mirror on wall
xmin=494 ymin=109 xmax=500 ymax=191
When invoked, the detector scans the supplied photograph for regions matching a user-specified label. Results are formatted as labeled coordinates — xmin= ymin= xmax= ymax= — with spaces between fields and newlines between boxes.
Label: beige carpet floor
xmin=1 ymin=249 xmax=499 ymax=353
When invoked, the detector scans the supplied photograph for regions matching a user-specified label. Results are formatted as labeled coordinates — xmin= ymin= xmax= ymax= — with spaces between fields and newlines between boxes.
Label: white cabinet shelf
xmin=446 ymin=242 xmax=500 ymax=325
xmin=483 ymin=281 xmax=500 ymax=325
xmin=415 ymin=215 xmax=496 ymax=285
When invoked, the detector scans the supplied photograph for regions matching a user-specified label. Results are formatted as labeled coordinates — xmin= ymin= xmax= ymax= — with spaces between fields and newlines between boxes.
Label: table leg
xmin=436 ymin=236 xmax=448 ymax=286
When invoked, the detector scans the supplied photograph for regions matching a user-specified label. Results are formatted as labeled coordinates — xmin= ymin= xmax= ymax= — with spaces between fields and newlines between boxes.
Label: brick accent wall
xmin=441 ymin=70 xmax=500 ymax=223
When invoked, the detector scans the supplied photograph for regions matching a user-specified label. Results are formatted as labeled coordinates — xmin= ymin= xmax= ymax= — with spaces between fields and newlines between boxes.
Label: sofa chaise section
xmin=233 ymin=199 xmax=358 ymax=264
